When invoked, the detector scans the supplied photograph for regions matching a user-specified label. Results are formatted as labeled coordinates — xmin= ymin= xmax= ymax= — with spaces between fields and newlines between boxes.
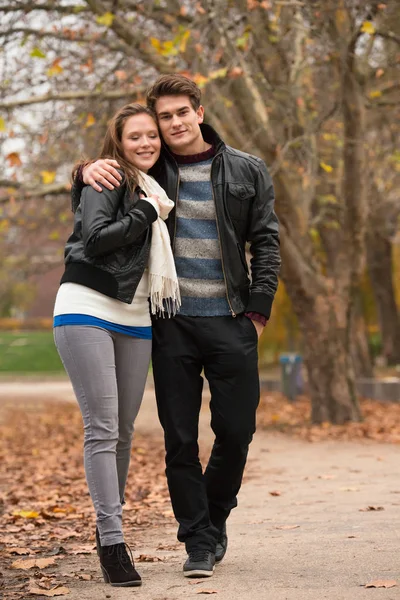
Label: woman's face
xmin=121 ymin=113 xmax=161 ymax=172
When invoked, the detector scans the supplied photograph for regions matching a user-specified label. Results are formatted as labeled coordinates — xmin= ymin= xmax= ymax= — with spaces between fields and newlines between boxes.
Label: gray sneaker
xmin=183 ymin=550 xmax=215 ymax=577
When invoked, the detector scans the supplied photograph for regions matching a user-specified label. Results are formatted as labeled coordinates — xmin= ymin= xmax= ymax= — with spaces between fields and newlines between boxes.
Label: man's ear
xmin=197 ymin=105 xmax=205 ymax=123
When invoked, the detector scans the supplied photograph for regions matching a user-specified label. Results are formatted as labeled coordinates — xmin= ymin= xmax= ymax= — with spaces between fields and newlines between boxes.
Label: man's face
xmin=155 ymin=95 xmax=204 ymax=155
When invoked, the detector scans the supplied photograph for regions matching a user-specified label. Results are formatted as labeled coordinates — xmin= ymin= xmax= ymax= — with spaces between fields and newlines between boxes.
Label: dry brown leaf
xmin=78 ymin=574 xmax=92 ymax=581
xmin=274 ymin=525 xmax=300 ymax=530
xmin=68 ymin=545 xmax=94 ymax=555
xmin=196 ymin=591 xmax=218 ymax=595
xmin=28 ymin=584 xmax=70 ymax=597
xmin=8 ymin=547 xmax=33 ymax=555
xmin=136 ymin=554 xmax=163 ymax=562
xmin=11 ymin=557 xmax=57 ymax=570
xmin=269 ymin=491 xmax=281 ymax=496
xmin=365 ymin=580 xmax=397 ymax=588
xmin=359 ymin=506 xmax=384 ymax=512
xmin=189 ymin=580 xmax=205 ymax=585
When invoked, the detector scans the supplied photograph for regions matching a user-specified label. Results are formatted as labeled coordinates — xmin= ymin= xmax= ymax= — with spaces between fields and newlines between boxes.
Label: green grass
xmin=0 ymin=331 xmax=64 ymax=373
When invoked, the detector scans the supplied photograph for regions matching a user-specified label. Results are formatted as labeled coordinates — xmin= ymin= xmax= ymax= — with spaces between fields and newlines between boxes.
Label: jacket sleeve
xmin=245 ymin=159 xmax=281 ymax=318
xmin=81 ymin=183 xmax=158 ymax=258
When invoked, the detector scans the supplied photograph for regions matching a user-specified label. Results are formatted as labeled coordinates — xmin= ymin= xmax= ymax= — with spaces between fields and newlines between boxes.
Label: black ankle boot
xmin=99 ymin=542 xmax=142 ymax=587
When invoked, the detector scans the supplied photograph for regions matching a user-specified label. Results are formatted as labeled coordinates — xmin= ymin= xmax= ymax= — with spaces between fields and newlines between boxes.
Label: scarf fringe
xmin=149 ymin=274 xmax=181 ymax=317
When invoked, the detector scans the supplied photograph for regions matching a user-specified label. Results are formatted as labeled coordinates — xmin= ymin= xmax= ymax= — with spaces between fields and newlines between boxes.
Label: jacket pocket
xmin=227 ymin=183 xmax=255 ymax=221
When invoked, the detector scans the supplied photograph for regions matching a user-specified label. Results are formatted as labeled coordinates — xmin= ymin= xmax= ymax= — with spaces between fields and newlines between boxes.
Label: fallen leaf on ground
xmin=258 ymin=393 xmax=400 ymax=443
xmin=8 ymin=547 xmax=33 ymax=555
xmin=269 ymin=491 xmax=281 ymax=496
xmin=189 ymin=580 xmax=205 ymax=585
xmin=28 ymin=584 xmax=70 ymax=596
xmin=359 ymin=506 xmax=384 ymax=512
xmin=68 ymin=545 xmax=94 ymax=555
xmin=11 ymin=557 xmax=57 ymax=570
xmin=274 ymin=525 xmax=300 ymax=530
xmin=136 ymin=554 xmax=163 ymax=562
xmin=12 ymin=510 xmax=40 ymax=519
xmin=365 ymin=580 xmax=397 ymax=588
xmin=196 ymin=591 xmax=218 ymax=595
xmin=77 ymin=573 xmax=92 ymax=580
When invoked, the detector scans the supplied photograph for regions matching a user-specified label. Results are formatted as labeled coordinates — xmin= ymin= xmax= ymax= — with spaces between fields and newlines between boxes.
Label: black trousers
xmin=152 ymin=314 xmax=260 ymax=552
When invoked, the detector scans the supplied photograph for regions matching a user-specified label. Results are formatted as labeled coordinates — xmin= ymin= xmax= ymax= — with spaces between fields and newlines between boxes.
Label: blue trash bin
xmin=279 ymin=353 xmax=303 ymax=401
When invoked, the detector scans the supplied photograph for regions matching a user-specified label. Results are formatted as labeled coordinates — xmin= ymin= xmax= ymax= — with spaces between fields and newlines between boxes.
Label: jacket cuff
xmin=134 ymin=199 xmax=158 ymax=224
xmin=245 ymin=292 xmax=274 ymax=319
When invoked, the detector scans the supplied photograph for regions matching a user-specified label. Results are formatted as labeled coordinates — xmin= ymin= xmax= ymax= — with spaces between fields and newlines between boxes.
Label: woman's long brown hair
xmin=71 ymin=103 xmax=158 ymax=201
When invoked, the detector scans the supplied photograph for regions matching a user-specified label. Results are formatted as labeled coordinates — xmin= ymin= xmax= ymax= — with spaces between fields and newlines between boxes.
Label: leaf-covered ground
xmin=258 ymin=393 xmax=400 ymax=443
xmin=0 ymin=400 xmax=171 ymax=599
xmin=1 ymin=392 xmax=400 ymax=598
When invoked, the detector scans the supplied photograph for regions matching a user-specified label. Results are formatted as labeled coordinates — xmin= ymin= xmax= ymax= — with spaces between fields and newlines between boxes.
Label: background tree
xmin=1 ymin=0 xmax=399 ymax=423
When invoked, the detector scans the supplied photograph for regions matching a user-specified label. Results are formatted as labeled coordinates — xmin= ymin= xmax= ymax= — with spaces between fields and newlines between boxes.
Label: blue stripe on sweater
xmin=178 ymin=181 xmax=212 ymax=201
xmin=174 ymin=257 xmax=224 ymax=280
xmin=175 ymin=217 xmax=218 ymax=239
xmin=179 ymin=297 xmax=231 ymax=317
xmin=53 ymin=314 xmax=152 ymax=339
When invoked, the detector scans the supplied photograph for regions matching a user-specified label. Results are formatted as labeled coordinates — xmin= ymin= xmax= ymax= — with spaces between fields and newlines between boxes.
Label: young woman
xmin=53 ymin=104 xmax=179 ymax=587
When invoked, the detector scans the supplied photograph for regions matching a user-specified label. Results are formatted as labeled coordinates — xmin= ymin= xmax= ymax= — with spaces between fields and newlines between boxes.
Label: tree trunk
xmin=350 ymin=292 xmax=374 ymax=378
xmin=299 ymin=293 xmax=362 ymax=424
xmin=367 ymin=231 xmax=400 ymax=365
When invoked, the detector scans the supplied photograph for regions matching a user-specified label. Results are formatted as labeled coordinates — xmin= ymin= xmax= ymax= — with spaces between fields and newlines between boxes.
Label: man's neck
xmin=169 ymin=139 xmax=212 ymax=156
xmin=170 ymin=144 xmax=215 ymax=165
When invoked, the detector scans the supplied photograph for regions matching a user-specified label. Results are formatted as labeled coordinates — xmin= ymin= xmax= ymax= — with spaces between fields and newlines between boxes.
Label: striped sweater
xmin=173 ymin=152 xmax=231 ymax=317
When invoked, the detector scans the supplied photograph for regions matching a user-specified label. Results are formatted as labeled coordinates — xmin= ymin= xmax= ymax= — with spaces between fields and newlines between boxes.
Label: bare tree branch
xmin=0 ymin=27 xmax=128 ymax=53
xmin=375 ymin=30 xmax=400 ymax=46
xmin=0 ymin=88 xmax=144 ymax=109
xmin=0 ymin=3 xmax=89 ymax=14
xmin=0 ymin=182 xmax=71 ymax=203
xmin=84 ymin=0 xmax=174 ymax=74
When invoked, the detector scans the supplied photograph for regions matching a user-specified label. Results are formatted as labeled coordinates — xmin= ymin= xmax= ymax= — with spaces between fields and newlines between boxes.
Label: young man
xmin=78 ymin=75 xmax=281 ymax=578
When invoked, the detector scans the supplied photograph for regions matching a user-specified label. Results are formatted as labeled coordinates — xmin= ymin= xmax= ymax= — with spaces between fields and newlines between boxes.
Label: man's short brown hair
xmin=146 ymin=74 xmax=202 ymax=113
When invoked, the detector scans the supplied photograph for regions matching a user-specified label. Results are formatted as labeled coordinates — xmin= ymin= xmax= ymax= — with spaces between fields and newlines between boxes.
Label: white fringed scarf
xmin=138 ymin=171 xmax=181 ymax=317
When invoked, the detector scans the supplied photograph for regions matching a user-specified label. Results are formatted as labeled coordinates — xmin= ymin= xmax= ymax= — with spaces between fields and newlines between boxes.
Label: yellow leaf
xmin=361 ymin=21 xmax=376 ymax=34
xmin=12 ymin=510 xmax=39 ymax=519
xmin=209 ymin=67 xmax=228 ymax=80
xmin=0 ymin=116 xmax=5 ymax=132
xmin=150 ymin=37 xmax=162 ymax=51
xmin=192 ymin=73 xmax=209 ymax=88
xmin=85 ymin=113 xmax=96 ymax=128
xmin=30 ymin=47 xmax=46 ymax=59
xmin=369 ymin=89 xmax=382 ymax=98
xmin=320 ymin=161 xmax=333 ymax=173
xmin=96 ymin=12 xmax=114 ymax=27
xmin=49 ymin=231 xmax=60 ymax=241
xmin=46 ymin=58 xmax=63 ymax=77
xmin=40 ymin=170 xmax=56 ymax=184
xmin=179 ymin=29 xmax=191 ymax=53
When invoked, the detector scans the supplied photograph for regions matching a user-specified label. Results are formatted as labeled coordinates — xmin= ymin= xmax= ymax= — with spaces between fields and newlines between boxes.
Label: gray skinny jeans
xmin=54 ymin=325 xmax=151 ymax=546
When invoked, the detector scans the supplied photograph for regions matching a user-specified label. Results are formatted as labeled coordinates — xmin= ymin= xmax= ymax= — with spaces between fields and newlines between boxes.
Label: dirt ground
xmin=1 ymin=380 xmax=400 ymax=600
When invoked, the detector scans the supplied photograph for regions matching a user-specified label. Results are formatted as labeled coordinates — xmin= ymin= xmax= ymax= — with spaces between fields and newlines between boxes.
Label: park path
xmin=1 ymin=379 xmax=400 ymax=599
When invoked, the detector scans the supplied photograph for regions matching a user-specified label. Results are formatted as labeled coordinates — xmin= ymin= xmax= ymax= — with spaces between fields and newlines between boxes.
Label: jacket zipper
xmin=172 ymin=172 xmax=180 ymax=251
xmin=211 ymin=156 xmax=236 ymax=317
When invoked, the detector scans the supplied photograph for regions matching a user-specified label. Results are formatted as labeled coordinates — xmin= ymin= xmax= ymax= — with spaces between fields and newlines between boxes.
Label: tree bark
xmin=367 ymin=229 xmax=400 ymax=365
xmin=299 ymin=292 xmax=362 ymax=424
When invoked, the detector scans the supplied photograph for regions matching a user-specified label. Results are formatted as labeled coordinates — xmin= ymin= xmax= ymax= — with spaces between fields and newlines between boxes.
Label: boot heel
xmin=101 ymin=565 xmax=110 ymax=583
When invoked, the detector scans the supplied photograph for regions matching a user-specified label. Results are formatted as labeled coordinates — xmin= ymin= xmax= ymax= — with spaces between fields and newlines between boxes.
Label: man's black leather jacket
xmin=149 ymin=124 xmax=280 ymax=318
